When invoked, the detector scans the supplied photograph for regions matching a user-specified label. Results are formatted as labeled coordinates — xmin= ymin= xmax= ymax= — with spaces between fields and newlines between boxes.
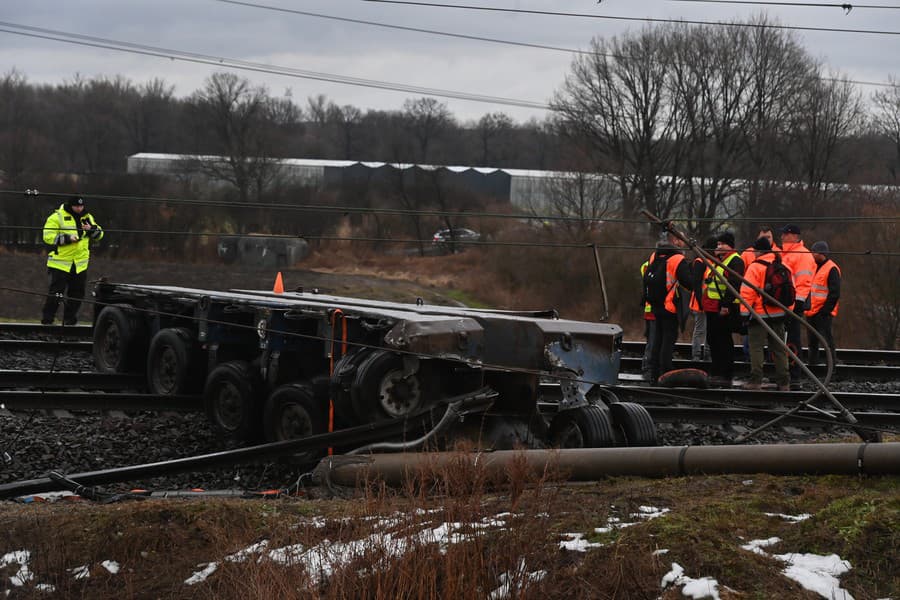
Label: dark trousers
xmin=649 ymin=312 xmax=678 ymax=383
xmin=641 ymin=318 xmax=657 ymax=378
xmin=785 ymin=311 xmax=804 ymax=377
xmin=41 ymin=265 xmax=87 ymax=324
xmin=807 ymin=312 xmax=835 ymax=366
xmin=706 ymin=310 xmax=736 ymax=379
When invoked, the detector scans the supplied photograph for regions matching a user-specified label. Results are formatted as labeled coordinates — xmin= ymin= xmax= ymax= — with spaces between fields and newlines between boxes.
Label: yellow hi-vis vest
xmin=43 ymin=204 xmax=103 ymax=274
xmin=704 ymin=252 xmax=741 ymax=303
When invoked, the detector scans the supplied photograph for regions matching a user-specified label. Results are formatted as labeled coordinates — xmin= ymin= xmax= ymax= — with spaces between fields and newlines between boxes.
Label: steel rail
xmin=0 ymin=323 xmax=92 ymax=337
xmin=618 ymin=356 xmax=900 ymax=381
xmin=644 ymin=406 xmax=900 ymax=428
xmin=0 ymin=370 xmax=145 ymax=390
xmin=0 ymin=390 xmax=201 ymax=412
xmin=0 ymin=339 xmax=93 ymax=352
xmin=538 ymin=384 xmax=900 ymax=412
xmin=619 ymin=341 xmax=900 ymax=366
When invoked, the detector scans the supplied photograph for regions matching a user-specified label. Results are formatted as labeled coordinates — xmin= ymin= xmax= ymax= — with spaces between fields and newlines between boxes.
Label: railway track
xmin=4 ymin=336 xmax=899 ymax=381
xmin=1 ymin=324 xmax=897 ymax=436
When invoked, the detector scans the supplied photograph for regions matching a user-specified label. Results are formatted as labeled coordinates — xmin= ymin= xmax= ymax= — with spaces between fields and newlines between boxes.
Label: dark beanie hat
xmin=717 ymin=231 xmax=736 ymax=248
xmin=810 ymin=240 xmax=830 ymax=254
xmin=781 ymin=224 xmax=800 ymax=235
xmin=752 ymin=236 xmax=772 ymax=251
xmin=68 ymin=195 xmax=85 ymax=207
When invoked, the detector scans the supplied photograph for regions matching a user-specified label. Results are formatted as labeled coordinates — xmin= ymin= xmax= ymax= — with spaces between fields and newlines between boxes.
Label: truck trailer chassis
xmin=90 ymin=280 xmax=652 ymax=453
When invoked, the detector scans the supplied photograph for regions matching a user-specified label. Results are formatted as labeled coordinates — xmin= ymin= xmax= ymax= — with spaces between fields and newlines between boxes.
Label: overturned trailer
xmin=91 ymin=281 xmax=652 ymax=452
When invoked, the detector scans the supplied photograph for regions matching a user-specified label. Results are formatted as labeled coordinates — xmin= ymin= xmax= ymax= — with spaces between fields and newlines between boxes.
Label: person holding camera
xmin=41 ymin=195 xmax=103 ymax=325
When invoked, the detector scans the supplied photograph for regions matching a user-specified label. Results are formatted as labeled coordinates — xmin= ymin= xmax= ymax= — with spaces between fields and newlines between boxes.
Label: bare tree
xmin=0 ymin=69 xmax=35 ymax=185
xmin=871 ymin=76 xmax=900 ymax=181
xmin=476 ymin=112 xmax=513 ymax=165
xmin=119 ymin=78 xmax=175 ymax=153
xmin=552 ymin=28 xmax=686 ymax=221
xmin=189 ymin=72 xmax=281 ymax=203
xmin=402 ymin=97 xmax=453 ymax=162
xmin=787 ymin=72 xmax=864 ymax=199
xmin=328 ymin=103 xmax=363 ymax=159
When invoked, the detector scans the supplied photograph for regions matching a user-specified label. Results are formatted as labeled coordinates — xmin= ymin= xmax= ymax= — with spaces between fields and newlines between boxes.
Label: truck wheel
xmin=352 ymin=350 xmax=425 ymax=422
xmin=550 ymin=404 xmax=615 ymax=448
xmin=610 ymin=402 xmax=658 ymax=447
xmin=203 ymin=360 xmax=261 ymax=441
xmin=263 ymin=383 xmax=326 ymax=461
xmin=93 ymin=305 xmax=145 ymax=373
xmin=147 ymin=327 xmax=199 ymax=395
xmin=329 ymin=350 xmax=372 ymax=427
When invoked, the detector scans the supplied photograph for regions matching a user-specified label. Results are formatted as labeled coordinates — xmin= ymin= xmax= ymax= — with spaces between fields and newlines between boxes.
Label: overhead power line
xmin=669 ymin=1 xmax=900 ymax=9
xmin=212 ymin=0 xmax=590 ymax=55
xmin=0 ymin=21 xmax=549 ymax=110
xmin=362 ymin=0 xmax=900 ymax=35
xmin=212 ymin=0 xmax=898 ymax=89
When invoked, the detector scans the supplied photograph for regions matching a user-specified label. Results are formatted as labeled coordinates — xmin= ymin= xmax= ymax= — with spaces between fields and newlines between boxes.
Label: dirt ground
xmin=0 ymin=251 xmax=461 ymax=322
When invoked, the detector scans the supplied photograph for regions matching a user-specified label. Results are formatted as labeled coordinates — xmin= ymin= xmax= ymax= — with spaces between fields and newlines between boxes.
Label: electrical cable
xmin=0 ymin=22 xmax=548 ymax=110
xmin=669 ymin=1 xmax=900 ymax=9
xmin=361 ymin=0 xmax=900 ymax=36
xmin=3 ymin=189 xmax=898 ymax=226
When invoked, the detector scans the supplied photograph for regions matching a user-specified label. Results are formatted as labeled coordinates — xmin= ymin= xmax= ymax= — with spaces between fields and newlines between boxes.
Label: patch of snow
xmin=9 ymin=564 xmax=33 ymax=587
xmin=661 ymin=562 xmax=721 ymax=600
xmin=68 ymin=565 xmax=90 ymax=580
xmin=488 ymin=558 xmax=546 ymax=600
xmin=184 ymin=562 xmax=219 ymax=586
xmin=34 ymin=583 xmax=55 ymax=593
xmin=764 ymin=512 xmax=812 ymax=522
xmin=101 ymin=560 xmax=120 ymax=574
xmin=225 ymin=540 xmax=269 ymax=563
xmin=774 ymin=552 xmax=853 ymax=600
xmin=740 ymin=537 xmax=782 ymax=555
xmin=559 ymin=533 xmax=604 ymax=552
xmin=0 ymin=551 xmax=29 ymax=568
xmin=652 ymin=549 xmax=670 ymax=556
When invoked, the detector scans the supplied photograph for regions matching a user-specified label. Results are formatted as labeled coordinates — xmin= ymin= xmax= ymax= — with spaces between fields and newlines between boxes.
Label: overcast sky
xmin=1 ymin=0 xmax=897 ymax=124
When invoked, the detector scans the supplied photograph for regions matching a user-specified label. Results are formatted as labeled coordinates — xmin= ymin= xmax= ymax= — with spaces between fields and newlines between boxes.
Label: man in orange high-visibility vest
xmin=805 ymin=240 xmax=841 ymax=367
xmin=779 ymin=224 xmax=816 ymax=382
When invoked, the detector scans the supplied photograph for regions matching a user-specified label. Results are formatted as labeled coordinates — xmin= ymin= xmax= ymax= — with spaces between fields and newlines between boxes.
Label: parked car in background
xmin=432 ymin=228 xmax=481 ymax=244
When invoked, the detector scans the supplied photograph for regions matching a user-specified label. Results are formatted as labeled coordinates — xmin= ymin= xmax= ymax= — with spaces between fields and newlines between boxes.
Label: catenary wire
xmin=4 ymin=190 xmax=900 ymax=226
xmin=0 ymin=23 xmax=548 ymax=110
xmin=669 ymin=1 xmax=900 ymax=9
xmin=4 ymin=225 xmax=898 ymax=256
xmin=213 ymin=0 xmax=900 ymax=89
xmin=362 ymin=0 xmax=900 ymax=35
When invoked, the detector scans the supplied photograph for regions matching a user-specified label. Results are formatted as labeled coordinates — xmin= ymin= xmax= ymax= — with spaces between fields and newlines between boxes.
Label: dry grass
xmin=1 ymin=453 xmax=897 ymax=599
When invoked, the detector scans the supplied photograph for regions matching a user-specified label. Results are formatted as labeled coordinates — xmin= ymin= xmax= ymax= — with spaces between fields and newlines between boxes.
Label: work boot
xmin=741 ymin=381 xmax=762 ymax=390
xmin=40 ymin=319 xmax=53 ymax=325
xmin=63 ymin=319 xmax=77 ymax=326
xmin=777 ymin=384 xmax=790 ymax=391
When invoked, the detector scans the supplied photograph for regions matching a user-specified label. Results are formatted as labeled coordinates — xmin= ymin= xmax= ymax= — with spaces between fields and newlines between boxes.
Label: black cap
xmin=717 ymin=231 xmax=736 ymax=249
xmin=753 ymin=237 xmax=772 ymax=252
xmin=68 ymin=196 xmax=85 ymax=207
xmin=810 ymin=240 xmax=830 ymax=254
xmin=781 ymin=224 xmax=800 ymax=235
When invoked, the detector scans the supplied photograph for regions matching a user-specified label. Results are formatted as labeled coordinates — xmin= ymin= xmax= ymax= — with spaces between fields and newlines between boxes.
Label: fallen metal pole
xmin=319 ymin=443 xmax=900 ymax=486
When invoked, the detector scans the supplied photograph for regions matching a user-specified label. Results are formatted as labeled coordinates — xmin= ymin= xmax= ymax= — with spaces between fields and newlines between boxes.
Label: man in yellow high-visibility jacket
xmin=41 ymin=196 xmax=103 ymax=325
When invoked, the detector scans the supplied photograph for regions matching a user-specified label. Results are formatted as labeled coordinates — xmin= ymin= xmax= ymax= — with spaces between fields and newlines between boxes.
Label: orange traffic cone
xmin=273 ymin=272 xmax=284 ymax=294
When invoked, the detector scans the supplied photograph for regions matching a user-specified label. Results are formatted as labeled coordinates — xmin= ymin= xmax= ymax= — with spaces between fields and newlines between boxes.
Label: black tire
xmin=146 ymin=327 xmax=200 ymax=395
xmin=93 ymin=305 xmax=146 ymax=373
xmin=352 ymin=349 xmax=426 ymax=423
xmin=549 ymin=405 xmax=615 ymax=448
xmin=262 ymin=383 xmax=327 ymax=462
xmin=330 ymin=350 xmax=372 ymax=427
xmin=610 ymin=402 xmax=658 ymax=447
xmin=203 ymin=360 xmax=262 ymax=441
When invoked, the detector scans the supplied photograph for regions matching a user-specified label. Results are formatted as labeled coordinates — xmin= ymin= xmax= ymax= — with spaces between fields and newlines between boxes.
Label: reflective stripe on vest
xmin=808 ymin=260 xmax=840 ymax=317
xmin=705 ymin=252 xmax=741 ymax=302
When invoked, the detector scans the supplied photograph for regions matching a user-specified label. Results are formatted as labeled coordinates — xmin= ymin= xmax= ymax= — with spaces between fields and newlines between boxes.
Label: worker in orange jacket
xmin=805 ymin=240 xmax=841 ymax=367
xmin=645 ymin=231 xmax=693 ymax=384
xmin=739 ymin=236 xmax=789 ymax=390
xmin=779 ymin=224 xmax=816 ymax=380
xmin=740 ymin=225 xmax=780 ymax=268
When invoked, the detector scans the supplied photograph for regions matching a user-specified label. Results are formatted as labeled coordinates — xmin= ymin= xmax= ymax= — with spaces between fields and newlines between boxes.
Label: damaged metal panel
xmin=383 ymin=317 xmax=484 ymax=363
